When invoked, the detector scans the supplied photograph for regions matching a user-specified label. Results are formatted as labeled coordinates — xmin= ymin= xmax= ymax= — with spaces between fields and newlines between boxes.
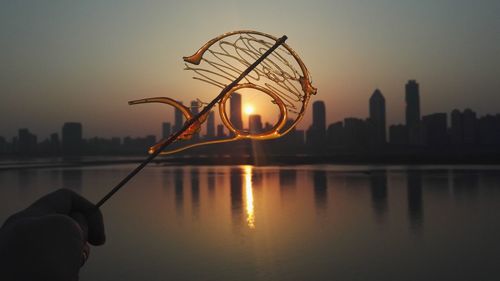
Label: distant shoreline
xmin=2 ymin=154 xmax=500 ymax=170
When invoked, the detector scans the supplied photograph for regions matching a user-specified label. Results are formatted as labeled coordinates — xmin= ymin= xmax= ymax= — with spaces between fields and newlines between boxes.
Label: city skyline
xmin=3 ymin=79 xmax=500 ymax=158
xmin=1 ymin=1 xmax=499 ymax=140
xmin=3 ymin=79 xmax=499 ymax=138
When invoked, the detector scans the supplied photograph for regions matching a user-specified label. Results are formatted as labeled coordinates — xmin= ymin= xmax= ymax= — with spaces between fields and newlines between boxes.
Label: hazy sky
xmin=1 ymin=0 xmax=499 ymax=139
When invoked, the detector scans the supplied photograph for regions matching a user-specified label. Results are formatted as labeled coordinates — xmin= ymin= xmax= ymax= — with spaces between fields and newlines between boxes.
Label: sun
xmin=244 ymin=104 xmax=254 ymax=115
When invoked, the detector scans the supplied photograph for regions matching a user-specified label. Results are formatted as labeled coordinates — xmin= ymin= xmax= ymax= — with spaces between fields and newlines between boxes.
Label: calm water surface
xmin=1 ymin=164 xmax=500 ymax=281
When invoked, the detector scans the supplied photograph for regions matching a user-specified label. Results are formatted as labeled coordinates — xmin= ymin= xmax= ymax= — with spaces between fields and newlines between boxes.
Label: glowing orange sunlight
xmin=244 ymin=104 xmax=254 ymax=115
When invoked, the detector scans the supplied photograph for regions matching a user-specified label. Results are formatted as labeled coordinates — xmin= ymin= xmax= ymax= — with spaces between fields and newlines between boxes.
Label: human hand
xmin=0 ymin=189 xmax=105 ymax=281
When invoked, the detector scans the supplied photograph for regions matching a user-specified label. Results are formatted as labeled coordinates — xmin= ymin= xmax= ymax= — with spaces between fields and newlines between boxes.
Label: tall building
xmin=327 ymin=121 xmax=344 ymax=146
xmin=463 ymin=108 xmax=477 ymax=144
xmin=190 ymin=100 xmax=200 ymax=140
xmin=422 ymin=113 xmax=448 ymax=146
xmin=217 ymin=124 xmax=226 ymax=137
xmin=312 ymin=101 xmax=326 ymax=134
xmin=249 ymin=114 xmax=263 ymax=133
xmin=230 ymin=92 xmax=243 ymax=130
xmin=49 ymin=133 xmax=60 ymax=155
xmin=62 ymin=122 xmax=82 ymax=156
xmin=17 ymin=128 xmax=37 ymax=155
xmin=450 ymin=109 xmax=463 ymax=145
xmin=206 ymin=111 xmax=215 ymax=138
xmin=405 ymin=80 xmax=421 ymax=145
xmin=343 ymin=118 xmax=368 ymax=147
xmin=369 ymin=89 xmax=386 ymax=145
xmin=478 ymin=115 xmax=497 ymax=145
xmin=174 ymin=101 xmax=184 ymax=132
xmin=389 ymin=124 xmax=408 ymax=145
xmin=307 ymin=100 xmax=326 ymax=147
xmin=162 ymin=122 xmax=171 ymax=139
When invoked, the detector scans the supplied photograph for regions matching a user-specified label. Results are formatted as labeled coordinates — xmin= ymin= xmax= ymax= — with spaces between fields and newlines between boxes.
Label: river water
xmin=1 ymin=164 xmax=499 ymax=280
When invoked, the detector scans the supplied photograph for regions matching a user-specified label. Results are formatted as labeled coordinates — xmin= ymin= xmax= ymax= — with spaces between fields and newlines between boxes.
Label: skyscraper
xmin=62 ymin=122 xmax=82 ymax=156
xmin=405 ymin=80 xmax=421 ymax=145
xmin=312 ymin=101 xmax=326 ymax=134
xmin=450 ymin=109 xmax=463 ymax=145
xmin=306 ymin=100 xmax=326 ymax=147
xmin=369 ymin=89 xmax=386 ymax=145
xmin=249 ymin=114 xmax=263 ymax=133
xmin=17 ymin=128 xmax=37 ymax=155
xmin=230 ymin=92 xmax=243 ymax=130
xmin=422 ymin=113 xmax=448 ymax=146
xmin=190 ymin=100 xmax=200 ymax=140
xmin=463 ymin=108 xmax=477 ymax=144
xmin=217 ymin=124 xmax=225 ymax=137
xmin=174 ymin=101 xmax=184 ymax=133
xmin=162 ymin=122 xmax=171 ymax=139
xmin=206 ymin=111 xmax=215 ymax=138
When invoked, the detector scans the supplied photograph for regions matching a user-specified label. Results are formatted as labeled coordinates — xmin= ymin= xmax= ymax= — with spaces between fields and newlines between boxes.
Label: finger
xmin=70 ymin=212 xmax=88 ymax=241
xmin=70 ymin=212 xmax=91 ymax=266
xmin=66 ymin=191 xmax=106 ymax=246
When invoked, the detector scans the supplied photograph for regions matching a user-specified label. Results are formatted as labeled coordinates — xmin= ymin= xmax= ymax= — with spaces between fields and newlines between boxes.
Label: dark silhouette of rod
xmin=96 ymin=35 xmax=288 ymax=208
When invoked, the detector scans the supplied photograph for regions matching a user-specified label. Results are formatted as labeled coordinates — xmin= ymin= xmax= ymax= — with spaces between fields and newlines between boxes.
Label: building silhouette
xmin=49 ymin=133 xmax=60 ymax=155
xmin=230 ymin=93 xmax=243 ymax=130
xmin=450 ymin=109 xmax=463 ymax=145
xmin=327 ymin=121 xmax=344 ymax=147
xmin=306 ymin=101 xmax=326 ymax=148
xmin=405 ymin=80 xmax=421 ymax=145
xmin=206 ymin=111 xmax=215 ymax=138
xmin=389 ymin=124 xmax=408 ymax=145
xmin=343 ymin=117 xmax=368 ymax=148
xmin=463 ymin=108 xmax=477 ymax=145
xmin=369 ymin=89 xmax=386 ymax=145
xmin=422 ymin=113 xmax=448 ymax=147
xmin=62 ymin=122 xmax=82 ymax=156
xmin=478 ymin=115 xmax=500 ymax=145
xmin=17 ymin=128 xmax=37 ymax=155
xmin=162 ymin=122 xmax=171 ymax=139
xmin=174 ymin=101 xmax=184 ymax=133
xmin=190 ymin=100 xmax=200 ymax=140
xmin=217 ymin=124 xmax=226 ymax=137
xmin=249 ymin=114 xmax=263 ymax=133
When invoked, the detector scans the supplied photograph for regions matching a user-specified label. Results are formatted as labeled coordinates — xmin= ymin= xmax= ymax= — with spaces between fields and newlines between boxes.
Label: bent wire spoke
xmin=95 ymin=33 xmax=288 ymax=207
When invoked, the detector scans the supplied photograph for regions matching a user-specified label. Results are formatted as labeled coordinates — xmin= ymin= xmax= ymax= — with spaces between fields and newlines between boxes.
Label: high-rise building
xmin=17 ymin=128 xmax=37 ymax=155
xmin=450 ymin=109 xmax=463 ymax=145
xmin=206 ymin=111 xmax=215 ymax=138
xmin=49 ymin=133 xmax=60 ymax=155
xmin=463 ymin=108 xmax=477 ymax=144
xmin=389 ymin=124 xmax=408 ymax=145
xmin=230 ymin=93 xmax=243 ymax=130
xmin=343 ymin=118 xmax=368 ymax=147
xmin=307 ymin=100 xmax=326 ymax=147
xmin=162 ymin=122 xmax=171 ymax=139
xmin=174 ymin=101 xmax=184 ymax=132
xmin=217 ymin=124 xmax=225 ymax=137
xmin=249 ymin=114 xmax=263 ymax=133
xmin=478 ymin=115 xmax=497 ymax=145
xmin=190 ymin=100 xmax=200 ymax=140
xmin=327 ymin=121 xmax=344 ymax=146
xmin=312 ymin=101 xmax=326 ymax=134
xmin=422 ymin=113 xmax=448 ymax=146
xmin=405 ymin=80 xmax=421 ymax=145
xmin=369 ymin=89 xmax=386 ymax=145
xmin=62 ymin=122 xmax=82 ymax=156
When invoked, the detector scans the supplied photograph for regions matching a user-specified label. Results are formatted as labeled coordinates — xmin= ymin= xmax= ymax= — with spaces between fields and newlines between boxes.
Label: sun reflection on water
xmin=244 ymin=165 xmax=255 ymax=229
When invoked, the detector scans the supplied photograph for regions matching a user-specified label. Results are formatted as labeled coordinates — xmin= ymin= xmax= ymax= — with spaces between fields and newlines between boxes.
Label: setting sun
xmin=244 ymin=104 xmax=254 ymax=115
